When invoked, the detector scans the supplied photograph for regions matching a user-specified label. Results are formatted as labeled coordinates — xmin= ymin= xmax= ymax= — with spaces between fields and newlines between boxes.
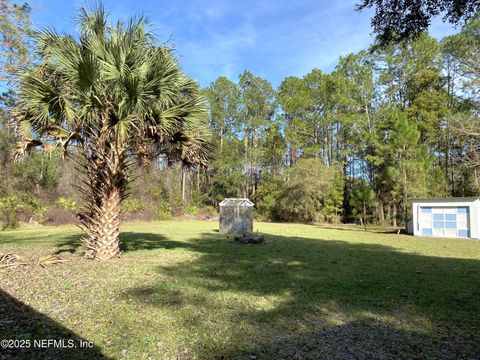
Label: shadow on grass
xmin=0 ymin=289 xmax=110 ymax=360
xmin=0 ymin=226 xmax=176 ymax=256
xmin=50 ymin=232 xmax=173 ymax=255
xmin=119 ymin=232 xmax=172 ymax=252
xmin=221 ymin=318 xmax=470 ymax=359
xmin=121 ymin=231 xmax=480 ymax=359
xmin=315 ymin=224 xmax=400 ymax=234
xmin=53 ymin=234 xmax=83 ymax=255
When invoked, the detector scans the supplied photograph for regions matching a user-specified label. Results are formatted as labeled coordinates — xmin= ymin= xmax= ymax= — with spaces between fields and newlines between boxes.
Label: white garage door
xmin=419 ymin=206 xmax=470 ymax=238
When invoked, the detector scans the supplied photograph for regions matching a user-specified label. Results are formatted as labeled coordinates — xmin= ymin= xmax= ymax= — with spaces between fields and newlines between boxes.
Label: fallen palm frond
xmin=0 ymin=253 xmax=28 ymax=269
xmin=0 ymin=253 xmax=67 ymax=269
xmin=36 ymin=255 xmax=68 ymax=268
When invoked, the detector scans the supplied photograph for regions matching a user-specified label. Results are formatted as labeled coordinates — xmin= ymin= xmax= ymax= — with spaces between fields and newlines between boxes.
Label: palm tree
xmin=12 ymin=5 xmax=210 ymax=260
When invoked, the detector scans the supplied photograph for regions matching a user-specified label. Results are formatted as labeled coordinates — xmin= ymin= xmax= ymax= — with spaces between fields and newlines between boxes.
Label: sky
xmin=28 ymin=0 xmax=459 ymax=88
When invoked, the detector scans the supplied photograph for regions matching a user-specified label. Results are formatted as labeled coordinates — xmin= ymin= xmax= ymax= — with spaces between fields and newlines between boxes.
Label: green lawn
xmin=1 ymin=221 xmax=479 ymax=359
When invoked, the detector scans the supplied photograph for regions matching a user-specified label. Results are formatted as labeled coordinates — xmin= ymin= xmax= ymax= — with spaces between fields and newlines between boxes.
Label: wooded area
xmin=202 ymin=19 xmax=480 ymax=227
xmin=0 ymin=2 xmax=479 ymax=230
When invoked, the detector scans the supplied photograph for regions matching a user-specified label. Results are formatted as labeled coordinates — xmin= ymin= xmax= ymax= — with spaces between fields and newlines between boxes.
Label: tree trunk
xmin=363 ymin=201 xmax=367 ymax=231
xmin=94 ymin=188 xmax=122 ymax=260
xmin=252 ymin=128 xmax=258 ymax=195
xmin=220 ymin=126 xmax=224 ymax=152
xmin=196 ymin=168 xmax=200 ymax=192
xmin=365 ymin=103 xmax=371 ymax=132
xmin=402 ymin=157 xmax=408 ymax=233
xmin=181 ymin=168 xmax=186 ymax=203
xmin=335 ymin=121 xmax=340 ymax=162
xmin=79 ymin=140 xmax=128 ymax=261
xmin=289 ymin=145 xmax=296 ymax=167
xmin=244 ymin=134 xmax=249 ymax=197
xmin=378 ymin=199 xmax=385 ymax=224
xmin=386 ymin=203 xmax=391 ymax=225
xmin=327 ymin=125 xmax=333 ymax=167
xmin=392 ymin=203 xmax=397 ymax=227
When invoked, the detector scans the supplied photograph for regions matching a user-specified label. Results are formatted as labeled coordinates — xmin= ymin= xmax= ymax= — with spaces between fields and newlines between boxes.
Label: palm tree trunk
xmin=79 ymin=141 xmax=127 ymax=260
xmin=83 ymin=218 xmax=98 ymax=259
xmin=94 ymin=187 xmax=122 ymax=260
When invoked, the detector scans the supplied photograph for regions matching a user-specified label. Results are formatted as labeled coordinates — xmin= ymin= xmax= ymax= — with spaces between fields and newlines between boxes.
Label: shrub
xmin=27 ymin=198 xmax=49 ymax=223
xmin=156 ymin=202 xmax=172 ymax=220
xmin=276 ymin=183 xmax=324 ymax=223
xmin=189 ymin=191 xmax=207 ymax=207
xmin=57 ymin=197 xmax=78 ymax=211
xmin=275 ymin=158 xmax=335 ymax=223
xmin=170 ymin=196 xmax=184 ymax=217
xmin=122 ymin=198 xmax=145 ymax=213
xmin=44 ymin=207 xmax=78 ymax=225
xmin=198 ymin=205 xmax=217 ymax=217
xmin=254 ymin=176 xmax=283 ymax=220
xmin=323 ymin=169 xmax=344 ymax=223
xmin=0 ymin=196 xmax=23 ymax=230
xmin=152 ymin=188 xmax=170 ymax=202
xmin=185 ymin=205 xmax=197 ymax=215
xmin=350 ymin=179 xmax=377 ymax=228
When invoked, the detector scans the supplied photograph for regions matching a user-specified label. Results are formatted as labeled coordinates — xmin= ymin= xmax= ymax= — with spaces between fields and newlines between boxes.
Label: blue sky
xmin=28 ymin=0 xmax=458 ymax=87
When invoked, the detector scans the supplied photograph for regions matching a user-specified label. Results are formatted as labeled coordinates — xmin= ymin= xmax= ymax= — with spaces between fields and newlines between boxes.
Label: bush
xmin=170 ymin=196 xmax=184 ymax=217
xmin=350 ymin=179 xmax=377 ymax=227
xmin=276 ymin=183 xmax=324 ymax=223
xmin=323 ymin=169 xmax=344 ymax=223
xmin=44 ymin=207 xmax=79 ymax=225
xmin=198 ymin=205 xmax=217 ymax=217
xmin=275 ymin=158 xmax=336 ymax=223
xmin=185 ymin=205 xmax=198 ymax=215
xmin=152 ymin=188 xmax=170 ymax=202
xmin=0 ymin=196 xmax=23 ymax=230
xmin=156 ymin=202 xmax=172 ymax=220
xmin=122 ymin=198 xmax=145 ymax=213
xmin=27 ymin=198 xmax=49 ymax=223
xmin=57 ymin=197 xmax=78 ymax=211
xmin=189 ymin=191 xmax=207 ymax=207
xmin=254 ymin=176 xmax=283 ymax=220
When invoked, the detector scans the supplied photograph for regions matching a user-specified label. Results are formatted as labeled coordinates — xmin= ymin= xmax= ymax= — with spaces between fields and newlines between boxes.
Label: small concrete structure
xmin=412 ymin=197 xmax=480 ymax=239
xmin=219 ymin=198 xmax=254 ymax=234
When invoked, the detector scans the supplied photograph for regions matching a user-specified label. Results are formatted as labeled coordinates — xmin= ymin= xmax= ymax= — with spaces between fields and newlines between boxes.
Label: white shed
xmin=412 ymin=197 xmax=480 ymax=239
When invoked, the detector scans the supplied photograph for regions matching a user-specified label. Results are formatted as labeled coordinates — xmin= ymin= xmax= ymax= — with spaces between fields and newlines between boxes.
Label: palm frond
xmin=12 ymin=138 xmax=46 ymax=162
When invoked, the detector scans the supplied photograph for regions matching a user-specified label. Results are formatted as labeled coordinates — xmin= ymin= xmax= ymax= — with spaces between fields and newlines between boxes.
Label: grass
xmin=1 ymin=220 xmax=480 ymax=359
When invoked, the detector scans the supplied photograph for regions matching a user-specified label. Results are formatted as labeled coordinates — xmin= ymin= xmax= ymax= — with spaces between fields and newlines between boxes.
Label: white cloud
xmin=29 ymin=0 xmax=461 ymax=88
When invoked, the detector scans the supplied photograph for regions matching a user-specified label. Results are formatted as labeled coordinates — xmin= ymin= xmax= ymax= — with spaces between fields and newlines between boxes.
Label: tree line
xmin=201 ymin=16 xmax=480 ymax=227
xmin=0 ymin=2 xmax=479 ymax=231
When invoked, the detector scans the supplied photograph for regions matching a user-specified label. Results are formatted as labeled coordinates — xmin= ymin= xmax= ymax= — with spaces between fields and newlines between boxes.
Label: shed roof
xmin=219 ymin=198 xmax=254 ymax=206
xmin=412 ymin=197 xmax=479 ymax=203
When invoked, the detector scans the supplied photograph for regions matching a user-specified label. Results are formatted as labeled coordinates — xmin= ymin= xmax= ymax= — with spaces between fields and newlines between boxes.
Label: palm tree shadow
xmin=0 ymin=289 xmax=110 ymax=359
xmin=53 ymin=234 xmax=83 ymax=255
xmin=53 ymin=232 xmax=175 ymax=255
xmin=120 ymin=232 xmax=176 ymax=252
